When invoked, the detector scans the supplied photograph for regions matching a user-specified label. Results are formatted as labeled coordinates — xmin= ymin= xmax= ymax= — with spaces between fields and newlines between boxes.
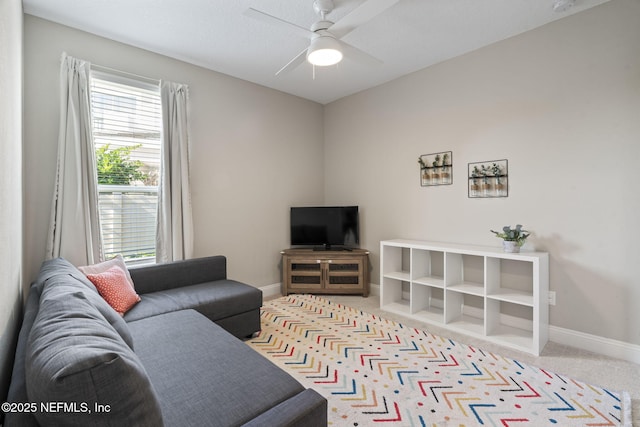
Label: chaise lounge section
xmin=4 ymin=256 xmax=327 ymax=427
xmin=125 ymin=255 xmax=263 ymax=339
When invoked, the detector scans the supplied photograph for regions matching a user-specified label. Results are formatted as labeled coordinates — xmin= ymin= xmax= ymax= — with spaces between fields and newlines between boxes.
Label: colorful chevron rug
xmin=247 ymin=295 xmax=631 ymax=427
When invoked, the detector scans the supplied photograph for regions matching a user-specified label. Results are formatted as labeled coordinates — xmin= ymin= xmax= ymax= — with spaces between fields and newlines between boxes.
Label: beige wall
xmin=0 ymin=0 xmax=24 ymax=403
xmin=324 ymin=0 xmax=640 ymax=345
xmin=20 ymin=0 xmax=640 ymax=352
xmin=23 ymin=16 xmax=325 ymax=288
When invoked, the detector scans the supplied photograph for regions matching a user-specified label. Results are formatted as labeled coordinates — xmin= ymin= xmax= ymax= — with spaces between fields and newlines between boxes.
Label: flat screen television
xmin=290 ymin=206 xmax=359 ymax=250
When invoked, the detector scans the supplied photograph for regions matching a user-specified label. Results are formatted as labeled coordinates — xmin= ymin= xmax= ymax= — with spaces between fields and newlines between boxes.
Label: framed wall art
xmin=418 ymin=151 xmax=452 ymax=187
xmin=468 ymin=159 xmax=508 ymax=198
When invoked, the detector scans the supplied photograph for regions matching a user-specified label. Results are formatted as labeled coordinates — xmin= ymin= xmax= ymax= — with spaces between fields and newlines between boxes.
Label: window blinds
xmin=90 ymin=71 xmax=162 ymax=262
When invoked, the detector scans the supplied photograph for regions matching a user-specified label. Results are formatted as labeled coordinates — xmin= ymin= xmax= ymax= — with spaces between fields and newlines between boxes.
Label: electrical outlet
xmin=548 ymin=291 xmax=556 ymax=306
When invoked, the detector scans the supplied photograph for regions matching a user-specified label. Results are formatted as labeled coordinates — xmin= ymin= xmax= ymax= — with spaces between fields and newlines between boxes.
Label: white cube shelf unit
xmin=380 ymin=239 xmax=549 ymax=355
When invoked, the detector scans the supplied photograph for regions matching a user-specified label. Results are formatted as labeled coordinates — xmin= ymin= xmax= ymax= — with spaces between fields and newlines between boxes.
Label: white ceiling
xmin=23 ymin=0 xmax=611 ymax=105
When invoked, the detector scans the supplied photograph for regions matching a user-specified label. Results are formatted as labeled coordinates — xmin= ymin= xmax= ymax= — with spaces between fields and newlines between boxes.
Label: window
xmin=89 ymin=71 xmax=162 ymax=263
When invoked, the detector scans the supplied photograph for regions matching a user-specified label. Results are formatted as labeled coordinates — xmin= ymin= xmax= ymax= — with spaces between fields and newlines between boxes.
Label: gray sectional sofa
xmin=4 ymin=256 xmax=327 ymax=427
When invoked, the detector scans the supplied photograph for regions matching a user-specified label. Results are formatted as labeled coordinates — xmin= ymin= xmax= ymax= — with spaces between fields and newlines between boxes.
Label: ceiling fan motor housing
xmin=310 ymin=21 xmax=333 ymax=32
xmin=313 ymin=0 xmax=335 ymax=17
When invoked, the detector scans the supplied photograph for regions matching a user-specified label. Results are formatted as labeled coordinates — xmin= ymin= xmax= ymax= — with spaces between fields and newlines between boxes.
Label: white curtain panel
xmin=156 ymin=81 xmax=194 ymax=263
xmin=46 ymin=53 xmax=102 ymax=266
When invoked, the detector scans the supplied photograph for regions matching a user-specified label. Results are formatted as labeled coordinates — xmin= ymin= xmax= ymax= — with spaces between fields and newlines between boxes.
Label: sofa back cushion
xmin=3 ymin=284 xmax=43 ymax=427
xmin=129 ymin=255 xmax=227 ymax=294
xmin=25 ymin=282 xmax=164 ymax=427
xmin=38 ymin=258 xmax=135 ymax=349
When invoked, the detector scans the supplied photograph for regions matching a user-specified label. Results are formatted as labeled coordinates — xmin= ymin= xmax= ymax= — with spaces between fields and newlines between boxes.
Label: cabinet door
xmin=325 ymin=258 xmax=364 ymax=291
xmin=287 ymin=258 xmax=323 ymax=291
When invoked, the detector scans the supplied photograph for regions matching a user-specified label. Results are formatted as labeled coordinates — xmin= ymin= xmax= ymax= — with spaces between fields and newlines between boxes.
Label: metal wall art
xmin=418 ymin=151 xmax=452 ymax=186
xmin=468 ymin=159 xmax=508 ymax=198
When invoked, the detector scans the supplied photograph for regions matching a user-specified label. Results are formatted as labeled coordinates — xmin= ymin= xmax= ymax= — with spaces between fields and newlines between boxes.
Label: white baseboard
xmin=370 ymin=283 xmax=380 ymax=296
xmin=259 ymin=283 xmax=282 ymax=299
xmin=264 ymin=283 xmax=640 ymax=364
xmin=549 ymin=325 xmax=640 ymax=364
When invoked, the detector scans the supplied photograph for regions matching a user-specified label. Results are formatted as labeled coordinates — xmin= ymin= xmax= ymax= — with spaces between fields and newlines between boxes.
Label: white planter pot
xmin=502 ymin=241 xmax=520 ymax=253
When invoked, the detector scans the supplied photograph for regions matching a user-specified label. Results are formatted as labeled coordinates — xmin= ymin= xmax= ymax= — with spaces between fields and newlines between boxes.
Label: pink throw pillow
xmin=86 ymin=266 xmax=141 ymax=315
xmin=78 ymin=255 xmax=136 ymax=291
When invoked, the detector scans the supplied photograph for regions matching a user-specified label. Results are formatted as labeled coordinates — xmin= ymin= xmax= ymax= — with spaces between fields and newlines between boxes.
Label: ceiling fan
xmin=244 ymin=0 xmax=400 ymax=75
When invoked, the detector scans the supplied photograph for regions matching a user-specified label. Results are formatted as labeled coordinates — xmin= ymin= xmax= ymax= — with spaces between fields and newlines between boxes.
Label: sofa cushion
xmin=123 ymin=279 xmax=261 ymax=324
xmin=86 ymin=265 xmax=141 ymax=315
xmin=78 ymin=254 xmax=136 ymax=290
xmin=3 ymin=285 xmax=43 ymax=427
xmin=128 ymin=255 xmax=227 ymax=294
xmin=36 ymin=258 xmax=135 ymax=349
xmin=26 ymin=287 xmax=164 ymax=427
xmin=128 ymin=309 xmax=306 ymax=427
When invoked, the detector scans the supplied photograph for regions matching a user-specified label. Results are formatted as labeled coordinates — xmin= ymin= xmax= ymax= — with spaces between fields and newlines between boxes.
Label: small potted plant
xmin=441 ymin=153 xmax=451 ymax=184
xmin=432 ymin=154 xmax=441 ymax=182
xmin=490 ymin=224 xmax=530 ymax=253
xmin=491 ymin=163 xmax=506 ymax=196
xmin=470 ymin=166 xmax=481 ymax=196
xmin=480 ymin=164 xmax=491 ymax=195
xmin=418 ymin=156 xmax=429 ymax=184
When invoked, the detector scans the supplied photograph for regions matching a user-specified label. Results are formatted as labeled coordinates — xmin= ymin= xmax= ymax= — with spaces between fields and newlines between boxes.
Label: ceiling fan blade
xmin=275 ymin=47 xmax=309 ymax=76
xmin=338 ymin=40 xmax=383 ymax=67
xmin=330 ymin=0 xmax=400 ymax=39
xmin=244 ymin=8 xmax=313 ymax=40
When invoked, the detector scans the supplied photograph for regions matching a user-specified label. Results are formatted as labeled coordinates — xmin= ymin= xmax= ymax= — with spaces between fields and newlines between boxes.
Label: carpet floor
xmin=249 ymin=294 xmax=634 ymax=426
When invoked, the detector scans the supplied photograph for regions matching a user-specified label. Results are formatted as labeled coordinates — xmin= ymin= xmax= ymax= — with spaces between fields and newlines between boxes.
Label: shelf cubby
xmin=411 ymin=284 xmax=444 ymax=323
xmin=412 ymin=249 xmax=445 ymax=287
xmin=380 ymin=277 xmax=411 ymax=316
xmin=380 ymin=239 xmax=549 ymax=355
xmin=486 ymin=299 xmax=534 ymax=352
xmin=445 ymin=292 xmax=485 ymax=336
xmin=486 ymin=257 xmax=535 ymax=306
xmin=381 ymin=245 xmax=410 ymax=281
xmin=445 ymin=252 xmax=484 ymax=296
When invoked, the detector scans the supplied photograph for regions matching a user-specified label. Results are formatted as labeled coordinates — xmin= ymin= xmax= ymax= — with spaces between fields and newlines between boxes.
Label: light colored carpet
xmin=321 ymin=294 xmax=640 ymax=426
xmin=254 ymin=294 xmax=635 ymax=426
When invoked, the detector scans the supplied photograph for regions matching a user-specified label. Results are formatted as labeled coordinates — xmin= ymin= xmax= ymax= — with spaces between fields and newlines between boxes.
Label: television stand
xmin=312 ymin=245 xmax=353 ymax=252
xmin=281 ymin=248 xmax=370 ymax=297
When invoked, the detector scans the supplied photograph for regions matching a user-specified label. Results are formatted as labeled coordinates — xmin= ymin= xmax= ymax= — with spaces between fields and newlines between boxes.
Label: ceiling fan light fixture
xmin=307 ymin=35 xmax=343 ymax=66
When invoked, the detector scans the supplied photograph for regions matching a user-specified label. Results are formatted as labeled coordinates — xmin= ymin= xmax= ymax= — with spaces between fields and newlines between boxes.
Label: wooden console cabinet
xmin=281 ymin=248 xmax=370 ymax=297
